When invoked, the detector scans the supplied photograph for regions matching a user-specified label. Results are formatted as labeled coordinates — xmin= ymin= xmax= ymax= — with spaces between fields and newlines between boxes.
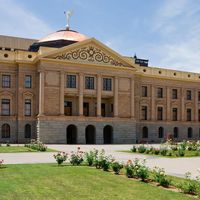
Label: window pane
xmin=25 ymin=99 xmax=31 ymax=116
xmin=186 ymin=90 xmax=192 ymax=100
xmin=142 ymin=86 xmax=147 ymax=97
xmin=67 ymin=75 xmax=76 ymax=88
xmin=2 ymin=75 xmax=11 ymax=88
xmin=157 ymin=88 xmax=163 ymax=98
xmin=25 ymin=75 xmax=32 ymax=88
xmin=103 ymin=78 xmax=112 ymax=91
xmin=85 ymin=77 xmax=94 ymax=89
xmin=2 ymin=99 xmax=10 ymax=116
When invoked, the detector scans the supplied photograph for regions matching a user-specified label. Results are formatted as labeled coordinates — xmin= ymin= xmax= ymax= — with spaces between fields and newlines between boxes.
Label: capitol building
xmin=0 ymin=20 xmax=200 ymax=144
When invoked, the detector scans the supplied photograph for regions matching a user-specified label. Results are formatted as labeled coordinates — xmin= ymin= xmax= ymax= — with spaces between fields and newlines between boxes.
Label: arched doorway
xmin=85 ymin=125 xmax=96 ymax=144
xmin=158 ymin=127 xmax=164 ymax=138
xmin=66 ymin=125 xmax=77 ymax=144
xmin=103 ymin=125 xmax=113 ymax=144
xmin=24 ymin=124 xmax=31 ymax=138
xmin=142 ymin=126 xmax=148 ymax=138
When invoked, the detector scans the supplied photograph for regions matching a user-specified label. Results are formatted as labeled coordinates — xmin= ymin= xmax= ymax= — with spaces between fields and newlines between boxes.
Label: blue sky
xmin=0 ymin=0 xmax=200 ymax=72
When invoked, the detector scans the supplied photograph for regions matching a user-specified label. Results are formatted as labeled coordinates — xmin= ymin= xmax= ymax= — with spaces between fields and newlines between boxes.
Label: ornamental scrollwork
xmin=54 ymin=46 xmax=126 ymax=67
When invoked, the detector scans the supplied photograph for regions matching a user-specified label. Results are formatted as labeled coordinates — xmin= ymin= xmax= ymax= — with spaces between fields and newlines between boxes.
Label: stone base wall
xmin=0 ymin=120 xmax=36 ymax=143
xmin=136 ymin=122 xmax=200 ymax=143
xmin=38 ymin=119 xmax=136 ymax=144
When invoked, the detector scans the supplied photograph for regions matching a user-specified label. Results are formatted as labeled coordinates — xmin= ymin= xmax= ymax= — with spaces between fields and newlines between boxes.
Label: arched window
xmin=158 ymin=127 xmax=164 ymax=138
xmin=2 ymin=124 xmax=10 ymax=138
xmin=24 ymin=124 xmax=31 ymax=138
xmin=173 ymin=127 xmax=178 ymax=138
xmin=188 ymin=127 xmax=192 ymax=138
xmin=142 ymin=126 xmax=148 ymax=138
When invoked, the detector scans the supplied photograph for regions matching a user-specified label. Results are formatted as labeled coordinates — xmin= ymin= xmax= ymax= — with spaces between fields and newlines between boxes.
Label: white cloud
xmin=0 ymin=0 xmax=53 ymax=39
xmin=149 ymin=0 xmax=200 ymax=72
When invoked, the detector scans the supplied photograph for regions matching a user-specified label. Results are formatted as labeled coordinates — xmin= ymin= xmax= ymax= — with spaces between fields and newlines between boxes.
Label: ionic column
xmin=97 ymin=74 xmax=102 ymax=117
xmin=181 ymin=88 xmax=185 ymax=121
xmin=79 ymin=73 xmax=83 ymax=116
xmin=60 ymin=71 xmax=64 ymax=115
xmin=166 ymin=87 xmax=170 ymax=121
xmin=131 ymin=78 xmax=135 ymax=118
xmin=39 ymin=71 xmax=44 ymax=115
xmin=114 ymin=77 xmax=119 ymax=117
xmin=151 ymin=85 xmax=155 ymax=120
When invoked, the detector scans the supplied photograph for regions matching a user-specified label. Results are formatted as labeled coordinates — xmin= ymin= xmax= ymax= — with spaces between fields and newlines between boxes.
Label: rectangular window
xmin=157 ymin=87 xmax=163 ymax=98
xmin=83 ymin=102 xmax=89 ymax=116
xmin=141 ymin=106 xmax=147 ymax=120
xmin=157 ymin=106 xmax=163 ymax=120
xmin=187 ymin=108 xmax=192 ymax=121
xmin=85 ymin=77 xmax=94 ymax=90
xmin=172 ymin=108 xmax=178 ymax=121
xmin=198 ymin=91 xmax=200 ymax=101
xmin=110 ymin=104 xmax=113 ymax=113
xmin=198 ymin=109 xmax=200 ymax=122
xmin=25 ymin=75 xmax=32 ymax=88
xmin=142 ymin=86 xmax=148 ymax=97
xmin=2 ymin=75 xmax=11 ymax=88
xmin=1 ymin=99 xmax=10 ymax=116
xmin=172 ymin=89 xmax=178 ymax=99
xmin=67 ymin=75 xmax=76 ymax=88
xmin=25 ymin=99 xmax=31 ymax=116
xmin=64 ymin=101 xmax=72 ymax=116
xmin=186 ymin=90 xmax=192 ymax=100
xmin=103 ymin=78 xmax=112 ymax=91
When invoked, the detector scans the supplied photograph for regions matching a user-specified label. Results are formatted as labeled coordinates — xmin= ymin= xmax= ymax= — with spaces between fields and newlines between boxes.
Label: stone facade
xmin=0 ymin=32 xmax=200 ymax=144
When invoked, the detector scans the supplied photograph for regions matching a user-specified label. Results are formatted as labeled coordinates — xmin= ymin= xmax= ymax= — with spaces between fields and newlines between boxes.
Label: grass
xmin=0 ymin=164 xmax=196 ymax=200
xmin=121 ymin=150 xmax=200 ymax=158
xmin=0 ymin=146 xmax=56 ymax=153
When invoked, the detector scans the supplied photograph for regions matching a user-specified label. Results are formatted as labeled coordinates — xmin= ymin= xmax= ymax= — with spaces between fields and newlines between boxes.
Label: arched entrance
xmin=103 ymin=125 xmax=113 ymax=144
xmin=66 ymin=125 xmax=77 ymax=144
xmin=85 ymin=125 xmax=96 ymax=144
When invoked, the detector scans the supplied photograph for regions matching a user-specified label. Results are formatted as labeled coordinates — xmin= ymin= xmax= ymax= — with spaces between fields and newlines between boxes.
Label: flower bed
xmin=130 ymin=140 xmax=200 ymax=157
xmin=51 ymin=147 xmax=200 ymax=198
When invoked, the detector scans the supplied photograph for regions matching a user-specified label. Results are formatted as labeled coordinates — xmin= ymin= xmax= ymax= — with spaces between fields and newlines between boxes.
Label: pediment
xmin=42 ymin=38 xmax=135 ymax=68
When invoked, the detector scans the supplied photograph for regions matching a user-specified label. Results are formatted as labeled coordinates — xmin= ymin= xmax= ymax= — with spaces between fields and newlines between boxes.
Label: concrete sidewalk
xmin=0 ymin=144 xmax=200 ymax=179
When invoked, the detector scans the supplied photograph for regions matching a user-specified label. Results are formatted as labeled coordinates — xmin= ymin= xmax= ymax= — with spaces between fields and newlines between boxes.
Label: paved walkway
xmin=1 ymin=144 xmax=200 ymax=179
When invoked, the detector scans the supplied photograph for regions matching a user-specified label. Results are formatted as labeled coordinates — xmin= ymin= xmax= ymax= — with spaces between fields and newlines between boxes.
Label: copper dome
xmin=29 ymin=29 xmax=89 ymax=52
xmin=39 ymin=29 xmax=88 ymax=43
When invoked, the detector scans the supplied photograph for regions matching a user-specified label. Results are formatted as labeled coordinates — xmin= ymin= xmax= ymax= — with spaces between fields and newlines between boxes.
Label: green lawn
xmin=0 ymin=164 xmax=195 ymax=200
xmin=122 ymin=150 xmax=200 ymax=158
xmin=0 ymin=146 xmax=56 ymax=153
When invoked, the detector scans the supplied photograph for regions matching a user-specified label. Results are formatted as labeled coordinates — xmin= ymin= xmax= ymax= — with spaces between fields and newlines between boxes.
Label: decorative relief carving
xmin=54 ymin=46 xmax=126 ymax=67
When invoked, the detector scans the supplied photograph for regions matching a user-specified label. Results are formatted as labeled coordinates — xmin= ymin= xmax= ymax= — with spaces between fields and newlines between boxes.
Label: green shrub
xmin=70 ymin=147 xmax=84 ymax=166
xmin=53 ymin=152 xmax=68 ymax=165
xmin=125 ymin=160 xmax=134 ymax=178
xmin=138 ymin=145 xmax=146 ymax=153
xmin=131 ymin=146 xmax=137 ymax=152
xmin=160 ymin=148 xmax=168 ymax=156
xmin=112 ymin=162 xmax=123 ymax=174
xmin=93 ymin=149 xmax=113 ymax=171
xmin=153 ymin=167 xmax=171 ymax=187
xmin=167 ymin=151 xmax=172 ymax=156
xmin=176 ymin=148 xmax=185 ymax=157
xmin=85 ymin=150 xmax=96 ymax=166
xmin=178 ymin=172 xmax=199 ymax=194
xmin=145 ymin=149 xmax=151 ymax=154
xmin=25 ymin=139 xmax=47 ymax=151
xmin=153 ymin=148 xmax=160 ymax=155
xmin=6 ymin=143 xmax=10 ymax=147
xmin=125 ymin=159 xmax=149 ymax=181
xmin=179 ymin=140 xmax=187 ymax=150
xmin=136 ymin=165 xmax=149 ymax=181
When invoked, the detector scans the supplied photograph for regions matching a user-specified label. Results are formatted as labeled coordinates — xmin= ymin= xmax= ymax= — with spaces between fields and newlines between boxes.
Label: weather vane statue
xmin=64 ymin=10 xmax=73 ymax=30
